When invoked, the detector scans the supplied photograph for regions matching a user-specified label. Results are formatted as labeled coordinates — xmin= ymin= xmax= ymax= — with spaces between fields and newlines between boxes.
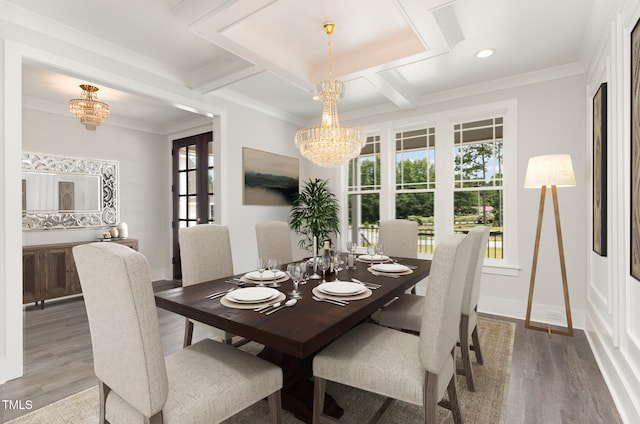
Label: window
xmin=454 ymin=118 xmax=504 ymax=259
xmin=395 ymin=126 xmax=436 ymax=254
xmin=347 ymin=135 xmax=380 ymax=246
xmin=341 ymin=100 xmax=517 ymax=268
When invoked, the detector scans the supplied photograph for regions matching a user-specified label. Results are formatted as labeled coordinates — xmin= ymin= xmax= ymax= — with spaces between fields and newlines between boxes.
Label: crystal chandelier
xmin=68 ymin=84 xmax=110 ymax=131
xmin=295 ymin=23 xmax=366 ymax=168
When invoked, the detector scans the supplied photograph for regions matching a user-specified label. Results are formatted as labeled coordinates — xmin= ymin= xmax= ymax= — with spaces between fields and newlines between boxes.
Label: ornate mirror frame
xmin=22 ymin=152 xmax=119 ymax=230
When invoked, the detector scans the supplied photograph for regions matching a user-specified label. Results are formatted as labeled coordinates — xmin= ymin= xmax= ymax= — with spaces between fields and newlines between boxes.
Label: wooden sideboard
xmin=22 ymin=239 xmax=139 ymax=308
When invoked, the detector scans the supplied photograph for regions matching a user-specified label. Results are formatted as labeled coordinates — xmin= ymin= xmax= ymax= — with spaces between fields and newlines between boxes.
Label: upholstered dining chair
xmin=179 ymin=224 xmax=235 ymax=347
xmin=73 ymin=242 xmax=282 ymax=424
xmin=377 ymin=219 xmax=419 ymax=259
xmin=374 ymin=225 xmax=490 ymax=391
xmin=312 ymin=233 xmax=472 ymax=424
xmin=255 ymin=221 xmax=293 ymax=264
xmin=378 ymin=219 xmax=420 ymax=293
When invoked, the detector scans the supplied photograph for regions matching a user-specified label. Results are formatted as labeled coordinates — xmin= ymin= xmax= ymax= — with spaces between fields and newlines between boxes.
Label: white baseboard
xmin=478 ymin=294 xmax=585 ymax=330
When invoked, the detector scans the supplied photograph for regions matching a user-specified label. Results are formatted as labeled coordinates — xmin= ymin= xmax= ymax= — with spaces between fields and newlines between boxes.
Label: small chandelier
xmin=295 ymin=23 xmax=366 ymax=168
xmin=68 ymin=84 xmax=110 ymax=131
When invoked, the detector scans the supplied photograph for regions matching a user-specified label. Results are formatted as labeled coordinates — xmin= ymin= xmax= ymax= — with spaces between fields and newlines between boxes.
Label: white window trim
xmin=340 ymin=99 xmax=519 ymax=271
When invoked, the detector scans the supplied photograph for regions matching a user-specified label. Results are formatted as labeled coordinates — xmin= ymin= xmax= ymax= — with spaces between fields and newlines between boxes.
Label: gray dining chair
xmin=378 ymin=219 xmax=420 ymax=294
xmin=378 ymin=219 xmax=419 ymax=258
xmin=255 ymin=221 xmax=293 ymax=264
xmin=179 ymin=224 xmax=235 ymax=347
xmin=312 ymin=233 xmax=472 ymax=424
xmin=374 ymin=225 xmax=490 ymax=391
xmin=73 ymin=242 xmax=282 ymax=424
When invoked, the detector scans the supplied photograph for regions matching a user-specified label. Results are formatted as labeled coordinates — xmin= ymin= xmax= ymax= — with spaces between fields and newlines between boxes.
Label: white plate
xmin=317 ymin=282 xmax=366 ymax=296
xmin=358 ymin=254 xmax=390 ymax=262
xmin=372 ymin=263 xmax=410 ymax=273
xmin=244 ymin=270 xmax=286 ymax=281
xmin=228 ymin=287 xmax=280 ymax=303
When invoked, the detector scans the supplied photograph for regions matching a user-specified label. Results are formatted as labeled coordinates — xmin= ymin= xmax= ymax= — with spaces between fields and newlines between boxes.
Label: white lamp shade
xmin=524 ymin=154 xmax=576 ymax=188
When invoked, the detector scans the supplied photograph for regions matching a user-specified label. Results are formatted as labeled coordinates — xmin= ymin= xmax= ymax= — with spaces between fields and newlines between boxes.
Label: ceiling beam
xmin=365 ymin=69 xmax=417 ymax=110
xmin=195 ymin=65 xmax=265 ymax=93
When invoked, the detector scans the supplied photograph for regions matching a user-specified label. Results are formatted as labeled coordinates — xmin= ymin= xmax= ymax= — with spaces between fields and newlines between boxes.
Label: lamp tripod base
xmin=525 ymin=185 xmax=574 ymax=338
xmin=524 ymin=321 xmax=573 ymax=338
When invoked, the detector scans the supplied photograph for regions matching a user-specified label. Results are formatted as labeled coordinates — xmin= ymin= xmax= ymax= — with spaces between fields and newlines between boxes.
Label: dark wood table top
xmin=154 ymin=258 xmax=431 ymax=358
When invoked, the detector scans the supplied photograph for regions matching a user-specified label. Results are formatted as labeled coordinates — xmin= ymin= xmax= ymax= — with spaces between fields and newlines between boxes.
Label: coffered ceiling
xmin=5 ymin=0 xmax=604 ymax=132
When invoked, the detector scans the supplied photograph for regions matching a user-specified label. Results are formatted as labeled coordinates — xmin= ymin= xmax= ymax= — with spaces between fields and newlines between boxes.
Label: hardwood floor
xmin=0 ymin=284 xmax=623 ymax=423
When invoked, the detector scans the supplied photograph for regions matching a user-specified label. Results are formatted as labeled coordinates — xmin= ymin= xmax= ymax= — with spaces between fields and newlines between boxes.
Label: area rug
xmin=6 ymin=317 xmax=514 ymax=424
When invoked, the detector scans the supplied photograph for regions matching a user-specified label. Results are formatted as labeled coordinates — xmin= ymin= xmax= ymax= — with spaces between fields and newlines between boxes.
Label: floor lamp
xmin=524 ymin=154 xmax=575 ymax=337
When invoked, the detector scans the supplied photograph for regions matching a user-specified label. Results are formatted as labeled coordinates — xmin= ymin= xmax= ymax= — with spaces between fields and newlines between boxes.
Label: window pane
xmin=453 ymin=189 xmax=503 ymax=259
xmin=453 ymin=116 xmax=504 ymax=259
xmin=208 ymin=194 xmax=215 ymax=222
xmin=346 ymin=193 xmax=380 ymax=247
xmin=208 ymin=141 xmax=214 ymax=167
xmin=454 ymin=118 xmax=503 ymax=189
xmin=208 ymin=168 xmax=214 ymax=193
xmin=395 ymin=192 xmax=434 ymax=220
xmin=187 ymin=170 xmax=197 ymax=195
xmin=395 ymin=192 xmax=434 ymax=255
xmin=179 ymin=196 xmax=187 ymax=220
xmin=395 ymin=126 xmax=435 ymax=190
xmin=188 ymin=195 xmax=197 ymax=220
xmin=178 ymin=147 xmax=187 ymax=171
xmin=348 ymin=135 xmax=381 ymax=191
xmin=187 ymin=145 xmax=197 ymax=169
xmin=179 ymin=171 xmax=187 ymax=195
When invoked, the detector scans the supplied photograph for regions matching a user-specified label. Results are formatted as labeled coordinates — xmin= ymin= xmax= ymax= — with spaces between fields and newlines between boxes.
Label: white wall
xmin=219 ymin=101 xmax=308 ymax=273
xmin=21 ymin=108 xmax=170 ymax=280
xmin=583 ymin=1 xmax=640 ymax=422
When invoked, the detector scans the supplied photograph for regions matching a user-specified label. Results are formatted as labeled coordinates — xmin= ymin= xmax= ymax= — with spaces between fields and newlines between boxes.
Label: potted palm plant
xmin=289 ymin=178 xmax=340 ymax=251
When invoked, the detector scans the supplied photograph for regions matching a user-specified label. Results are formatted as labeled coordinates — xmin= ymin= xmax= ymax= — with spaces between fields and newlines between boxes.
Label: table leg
xmin=258 ymin=347 xmax=343 ymax=424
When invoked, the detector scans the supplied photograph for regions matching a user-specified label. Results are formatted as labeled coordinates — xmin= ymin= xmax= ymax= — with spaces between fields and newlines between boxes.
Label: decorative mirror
xmin=21 ymin=152 xmax=119 ymax=230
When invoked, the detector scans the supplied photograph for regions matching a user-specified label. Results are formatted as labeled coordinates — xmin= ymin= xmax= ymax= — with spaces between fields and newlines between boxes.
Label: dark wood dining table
xmin=154 ymin=257 xmax=431 ymax=423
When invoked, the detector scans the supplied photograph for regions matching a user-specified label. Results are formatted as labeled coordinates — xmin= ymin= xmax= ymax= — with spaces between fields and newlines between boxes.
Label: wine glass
xmin=256 ymin=258 xmax=266 ymax=286
xmin=333 ymin=252 xmax=346 ymax=280
xmin=267 ymin=258 xmax=281 ymax=287
xmin=320 ymin=254 xmax=331 ymax=283
xmin=347 ymin=242 xmax=357 ymax=269
xmin=287 ymin=263 xmax=303 ymax=299
xmin=367 ymin=245 xmax=376 ymax=267
xmin=376 ymin=244 xmax=385 ymax=262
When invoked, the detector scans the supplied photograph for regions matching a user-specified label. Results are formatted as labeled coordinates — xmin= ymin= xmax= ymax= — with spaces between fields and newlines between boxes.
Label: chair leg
xmin=267 ymin=390 xmax=282 ymax=424
xmin=471 ymin=324 xmax=484 ymax=365
xmin=145 ymin=411 xmax=164 ymax=424
xmin=183 ymin=318 xmax=194 ymax=348
xmin=446 ymin=374 xmax=464 ymax=424
xmin=459 ymin=315 xmax=476 ymax=391
xmin=98 ymin=380 xmax=110 ymax=424
xmin=313 ymin=376 xmax=327 ymax=424
xmin=423 ymin=371 xmax=438 ymax=424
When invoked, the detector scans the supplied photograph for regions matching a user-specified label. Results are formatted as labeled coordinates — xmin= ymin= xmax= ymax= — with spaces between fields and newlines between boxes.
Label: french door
xmin=172 ymin=132 xmax=214 ymax=279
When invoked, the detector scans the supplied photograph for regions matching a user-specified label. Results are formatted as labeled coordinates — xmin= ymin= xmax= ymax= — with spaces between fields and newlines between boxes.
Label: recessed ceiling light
xmin=476 ymin=49 xmax=495 ymax=59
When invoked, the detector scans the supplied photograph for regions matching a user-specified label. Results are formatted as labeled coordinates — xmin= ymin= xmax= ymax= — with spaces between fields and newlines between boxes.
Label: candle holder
xmin=310 ymin=235 xmax=322 ymax=279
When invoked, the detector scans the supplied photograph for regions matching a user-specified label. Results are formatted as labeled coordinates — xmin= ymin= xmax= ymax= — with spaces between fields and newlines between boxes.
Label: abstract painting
xmin=593 ymin=82 xmax=607 ymax=256
xmin=632 ymin=18 xmax=640 ymax=280
xmin=243 ymin=147 xmax=299 ymax=206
